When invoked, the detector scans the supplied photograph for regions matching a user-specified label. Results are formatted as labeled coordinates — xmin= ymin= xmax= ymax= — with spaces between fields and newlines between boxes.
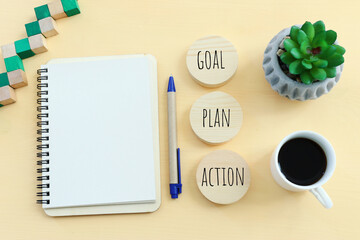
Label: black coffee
xmin=278 ymin=138 xmax=327 ymax=186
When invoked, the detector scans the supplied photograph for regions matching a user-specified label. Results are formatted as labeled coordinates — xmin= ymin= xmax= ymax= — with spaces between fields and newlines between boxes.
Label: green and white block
xmin=61 ymin=0 xmax=81 ymax=17
xmin=4 ymin=55 xmax=24 ymax=72
xmin=34 ymin=4 xmax=52 ymax=20
xmin=25 ymin=18 xmax=58 ymax=38
xmin=15 ymin=38 xmax=35 ymax=59
xmin=8 ymin=69 xmax=28 ymax=88
xmin=1 ymin=43 xmax=17 ymax=58
xmin=0 ymin=0 xmax=81 ymax=108
xmin=25 ymin=21 xmax=42 ymax=37
xmin=0 ymin=72 xmax=10 ymax=88
xmin=0 ymin=85 xmax=16 ymax=106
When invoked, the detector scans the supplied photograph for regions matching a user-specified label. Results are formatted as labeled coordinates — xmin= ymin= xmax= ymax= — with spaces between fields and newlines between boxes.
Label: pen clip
xmin=177 ymin=148 xmax=182 ymax=191
xmin=169 ymin=148 xmax=182 ymax=199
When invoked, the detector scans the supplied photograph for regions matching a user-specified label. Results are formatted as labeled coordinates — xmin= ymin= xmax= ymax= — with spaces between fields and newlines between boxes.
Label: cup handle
xmin=309 ymin=187 xmax=333 ymax=209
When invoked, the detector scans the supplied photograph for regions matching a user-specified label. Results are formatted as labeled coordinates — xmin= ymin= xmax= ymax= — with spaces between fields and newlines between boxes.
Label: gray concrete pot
xmin=263 ymin=27 xmax=344 ymax=101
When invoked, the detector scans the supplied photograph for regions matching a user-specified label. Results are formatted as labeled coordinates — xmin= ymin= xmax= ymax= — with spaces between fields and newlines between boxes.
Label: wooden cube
xmin=1 ymin=43 xmax=16 ymax=58
xmin=29 ymin=34 xmax=48 ymax=54
xmin=14 ymin=38 xmax=35 ymax=59
xmin=35 ymin=4 xmax=51 ymax=20
xmin=39 ymin=17 xmax=59 ymax=38
xmin=7 ymin=69 xmax=28 ymax=88
xmin=4 ymin=55 xmax=24 ymax=72
xmin=0 ymin=72 xmax=10 ymax=88
xmin=61 ymin=0 xmax=80 ymax=16
xmin=25 ymin=21 xmax=42 ymax=37
xmin=48 ymin=0 xmax=67 ymax=20
xmin=0 ymin=85 xmax=16 ymax=106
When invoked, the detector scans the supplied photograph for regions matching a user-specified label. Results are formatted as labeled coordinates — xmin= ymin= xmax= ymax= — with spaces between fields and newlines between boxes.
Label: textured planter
xmin=263 ymin=27 xmax=344 ymax=101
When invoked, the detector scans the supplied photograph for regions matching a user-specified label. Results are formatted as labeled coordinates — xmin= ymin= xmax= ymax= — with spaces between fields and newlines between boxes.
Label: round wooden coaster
xmin=190 ymin=91 xmax=243 ymax=144
xmin=186 ymin=35 xmax=238 ymax=87
xmin=196 ymin=150 xmax=250 ymax=204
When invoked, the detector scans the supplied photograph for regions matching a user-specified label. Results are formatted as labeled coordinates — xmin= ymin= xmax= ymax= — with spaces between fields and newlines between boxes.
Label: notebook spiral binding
xmin=36 ymin=68 xmax=50 ymax=205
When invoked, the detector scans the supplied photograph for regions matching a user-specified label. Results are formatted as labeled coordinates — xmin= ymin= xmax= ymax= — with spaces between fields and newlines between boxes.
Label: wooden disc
xmin=196 ymin=150 xmax=250 ymax=204
xmin=190 ymin=91 xmax=243 ymax=144
xmin=186 ymin=35 xmax=238 ymax=87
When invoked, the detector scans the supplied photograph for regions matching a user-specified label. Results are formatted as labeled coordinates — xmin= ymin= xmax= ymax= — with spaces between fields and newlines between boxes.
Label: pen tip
xmin=168 ymin=75 xmax=176 ymax=92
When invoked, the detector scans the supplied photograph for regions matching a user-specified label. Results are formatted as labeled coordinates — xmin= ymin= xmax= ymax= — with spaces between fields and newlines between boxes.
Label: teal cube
xmin=0 ymin=73 xmax=10 ymax=88
xmin=61 ymin=0 xmax=80 ymax=16
xmin=34 ymin=5 xmax=51 ymax=20
xmin=25 ymin=21 xmax=41 ymax=37
xmin=4 ymin=56 xmax=25 ymax=72
xmin=15 ymin=38 xmax=35 ymax=59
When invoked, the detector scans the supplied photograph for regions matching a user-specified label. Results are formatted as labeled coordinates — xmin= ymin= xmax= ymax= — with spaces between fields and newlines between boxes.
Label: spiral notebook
xmin=36 ymin=54 xmax=161 ymax=216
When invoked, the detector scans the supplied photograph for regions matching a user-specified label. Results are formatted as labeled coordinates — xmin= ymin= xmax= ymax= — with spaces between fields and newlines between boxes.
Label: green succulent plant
xmin=279 ymin=20 xmax=345 ymax=84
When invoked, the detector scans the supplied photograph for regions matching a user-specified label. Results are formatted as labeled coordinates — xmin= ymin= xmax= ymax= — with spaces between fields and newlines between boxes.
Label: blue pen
xmin=167 ymin=75 xmax=182 ymax=199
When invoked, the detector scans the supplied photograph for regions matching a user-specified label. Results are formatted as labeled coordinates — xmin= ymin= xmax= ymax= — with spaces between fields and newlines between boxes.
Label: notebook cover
xmin=37 ymin=54 xmax=161 ymax=216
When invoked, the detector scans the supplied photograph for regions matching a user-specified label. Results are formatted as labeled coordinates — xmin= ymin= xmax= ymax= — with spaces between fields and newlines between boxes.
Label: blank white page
xmin=43 ymin=55 xmax=156 ymax=208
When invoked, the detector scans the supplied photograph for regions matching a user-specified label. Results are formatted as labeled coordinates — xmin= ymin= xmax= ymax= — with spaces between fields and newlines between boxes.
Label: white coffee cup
xmin=270 ymin=130 xmax=336 ymax=209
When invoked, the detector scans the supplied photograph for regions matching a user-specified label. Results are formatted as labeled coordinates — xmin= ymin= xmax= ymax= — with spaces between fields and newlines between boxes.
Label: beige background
xmin=0 ymin=0 xmax=359 ymax=239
